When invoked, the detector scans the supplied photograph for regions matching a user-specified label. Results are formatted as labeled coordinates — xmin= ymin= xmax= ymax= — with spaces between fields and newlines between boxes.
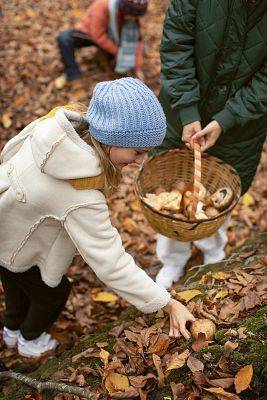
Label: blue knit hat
xmin=86 ymin=78 xmax=166 ymax=148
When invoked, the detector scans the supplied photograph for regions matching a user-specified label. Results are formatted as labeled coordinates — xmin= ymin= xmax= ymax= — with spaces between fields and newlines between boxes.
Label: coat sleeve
xmin=213 ymin=60 xmax=267 ymax=133
xmin=83 ymin=1 xmax=118 ymax=55
xmin=160 ymin=0 xmax=200 ymax=125
xmin=64 ymin=201 xmax=170 ymax=313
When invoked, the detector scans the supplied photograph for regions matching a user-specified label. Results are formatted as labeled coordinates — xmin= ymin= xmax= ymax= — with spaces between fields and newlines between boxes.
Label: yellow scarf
xmin=68 ymin=174 xmax=105 ymax=190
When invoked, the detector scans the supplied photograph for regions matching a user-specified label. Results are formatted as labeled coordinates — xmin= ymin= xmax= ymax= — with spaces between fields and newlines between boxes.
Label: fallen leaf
xmin=208 ymin=377 xmax=234 ymax=389
xmin=96 ymin=342 xmax=109 ymax=348
xmin=205 ymin=387 xmax=241 ymax=399
xmin=177 ymin=290 xmax=202 ymax=303
xmin=129 ymin=199 xmax=141 ymax=211
xmin=76 ymin=374 xmax=86 ymax=386
xmin=215 ymin=288 xmax=228 ymax=299
xmin=109 ymin=388 xmax=139 ymax=398
xmin=92 ymin=291 xmax=118 ymax=303
xmin=192 ymin=332 xmax=210 ymax=352
xmin=100 ymin=348 xmax=110 ymax=367
xmin=242 ymin=193 xmax=255 ymax=207
xmin=242 ymin=291 xmax=261 ymax=310
xmin=148 ymin=333 xmax=170 ymax=356
xmin=1 ymin=113 xmax=12 ymax=129
xmin=192 ymin=371 xmax=208 ymax=386
xmin=124 ymin=330 xmax=140 ymax=343
xmin=170 ymin=382 xmax=185 ymax=400
xmin=13 ymin=95 xmax=27 ymax=107
xmin=105 ymin=372 xmax=130 ymax=393
xmin=212 ymin=272 xmax=231 ymax=281
xmin=224 ymin=341 xmax=239 ymax=357
xmin=54 ymin=75 xmax=67 ymax=89
xmin=165 ymin=349 xmax=190 ymax=373
xmin=237 ymin=327 xmax=247 ymax=339
xmin=155 ymin=309 xmax=165 ymax=318
xmin=218 ymin=355 xmax=229 ymax=372
xmin=234 ymin=365 xmax=253 ymax=394
xmin=71 ymin=347 xmax=95 ymax=363
xmin=123 ymin=217 xmax=138 ymax=233
xmin=187 ymin=356 xmax=204 ymax=373
xmin=152 ymin=354 xmax=164 ymax=388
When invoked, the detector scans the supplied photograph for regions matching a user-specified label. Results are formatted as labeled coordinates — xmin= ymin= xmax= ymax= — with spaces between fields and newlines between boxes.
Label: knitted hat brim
xmin=89 ymin=126 xmax=166 ymax=148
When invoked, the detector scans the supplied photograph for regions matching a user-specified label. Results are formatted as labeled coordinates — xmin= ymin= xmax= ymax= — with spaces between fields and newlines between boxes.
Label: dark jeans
xmin=0 ymin=266 xmax=71 ymax=340
xmin=57 ymin=29 xmax=96 ymax=80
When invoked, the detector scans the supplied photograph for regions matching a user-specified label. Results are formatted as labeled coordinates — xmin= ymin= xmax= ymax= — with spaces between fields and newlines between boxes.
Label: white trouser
xmin=156 ymin=219 xmax=229 ymax=269
xmin=155 ymin=219 xmax=229 ymax=288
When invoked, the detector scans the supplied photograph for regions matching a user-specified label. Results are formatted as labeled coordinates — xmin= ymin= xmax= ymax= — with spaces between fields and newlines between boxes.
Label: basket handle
xmin=189 ymin=141 xmax=201 ymax=219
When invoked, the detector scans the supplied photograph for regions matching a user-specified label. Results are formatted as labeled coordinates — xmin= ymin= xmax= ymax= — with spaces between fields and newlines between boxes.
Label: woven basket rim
xmin=135 ymin=148 xmax=241 ymax=225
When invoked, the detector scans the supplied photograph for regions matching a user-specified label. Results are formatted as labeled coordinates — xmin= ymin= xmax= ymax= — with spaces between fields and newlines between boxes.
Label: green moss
xmin=166 ymin=365 xmax=192 ymax=387
xmin=197 ymin=344 xmax=224 ymax=367
xmin=238 ymin=306 xmax=267 ymax=338
xmin=148 ymin=386 xmax=172 ymax=400
xmin=121 ymin=306 xmax=140 ymax=321
xmin=215 ymin=328 xmax=228 ymax=343
xmin=230 ymin=339 xmax=267 ymax=396
xmin=230 ymin=339 xmax=267 ymax=375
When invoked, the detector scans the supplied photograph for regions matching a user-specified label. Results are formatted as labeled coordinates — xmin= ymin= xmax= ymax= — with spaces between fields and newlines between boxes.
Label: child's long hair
xmin=72 ymin=103 xmax=122 ymax=196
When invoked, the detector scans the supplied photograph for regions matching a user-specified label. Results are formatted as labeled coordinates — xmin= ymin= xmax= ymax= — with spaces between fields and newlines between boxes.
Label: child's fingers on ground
xmin=179 ymin=324 xmax=191 ymax=340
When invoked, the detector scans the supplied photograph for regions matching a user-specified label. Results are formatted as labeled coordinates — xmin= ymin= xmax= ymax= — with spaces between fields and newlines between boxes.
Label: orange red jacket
xmin=75 ymin=0 xmax=143 ymax=71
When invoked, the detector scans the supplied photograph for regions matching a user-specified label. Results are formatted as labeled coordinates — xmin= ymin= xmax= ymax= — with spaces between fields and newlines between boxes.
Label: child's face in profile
xmin=109 ymin=147 xmax=150 ymax=167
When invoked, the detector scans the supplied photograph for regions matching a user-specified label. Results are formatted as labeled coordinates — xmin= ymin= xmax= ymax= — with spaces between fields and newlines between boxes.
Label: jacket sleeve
xmin=86 ymin=1 xmax=118 ymax=55
xmin=213 ymin=60 xmax=267 ymax=132
xmin=160 ymin=0 xmax=200 ymax=125
xmin=64 ymin=201 xmax=170 ymax=313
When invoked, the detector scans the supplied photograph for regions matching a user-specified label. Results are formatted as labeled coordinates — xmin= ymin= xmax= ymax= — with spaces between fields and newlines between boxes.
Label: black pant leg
xmin=57 ymin=29 xmax=95 ymax=80
xmin=0 ymin=266 xmax=30 ymax=330
xmin=17 ymin=267 xmax=72 ymax=340
xmin=71 ymin=30 xmax=96 ymax=47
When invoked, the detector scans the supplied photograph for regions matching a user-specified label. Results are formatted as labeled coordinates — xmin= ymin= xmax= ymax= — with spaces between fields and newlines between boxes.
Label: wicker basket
xmin=135 ymin=148 xmax=241 ymax=242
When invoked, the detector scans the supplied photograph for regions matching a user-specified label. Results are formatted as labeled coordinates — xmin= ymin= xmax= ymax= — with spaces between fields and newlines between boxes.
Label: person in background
xmin=0 ymin=78 xmax=195 ymax=358
xmin=57 ymin=0 xmax=147 ymax=81
xmin=154 ymin=0 xmax=267 ymax=289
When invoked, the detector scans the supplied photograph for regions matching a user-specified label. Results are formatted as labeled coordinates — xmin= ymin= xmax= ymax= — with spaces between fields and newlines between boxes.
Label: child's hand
xmin=182 ymin=121 xmax=204 ymax=150
xmin=164 ymin=299 xmax=195 ymax=339
xmin=192 ymin=120 xmax=222 ymax=152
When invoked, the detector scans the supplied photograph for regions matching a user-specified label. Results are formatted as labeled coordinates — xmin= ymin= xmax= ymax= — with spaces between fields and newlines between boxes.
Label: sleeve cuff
xmin=213 ymin=108 xmax=237 ymax=133
xmin=178 ymin=104 xmax=201 ymax=126
xmin=138 ymin=289 xmax=171 ymax=314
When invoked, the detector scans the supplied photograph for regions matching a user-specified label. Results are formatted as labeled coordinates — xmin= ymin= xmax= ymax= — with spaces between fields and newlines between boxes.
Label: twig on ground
xmin=0 ymin=370 xmax=94 ymax=399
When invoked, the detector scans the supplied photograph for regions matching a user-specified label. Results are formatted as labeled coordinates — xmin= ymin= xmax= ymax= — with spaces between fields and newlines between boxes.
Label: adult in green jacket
xmin=155 ymin=0 xmax=267 ymax=290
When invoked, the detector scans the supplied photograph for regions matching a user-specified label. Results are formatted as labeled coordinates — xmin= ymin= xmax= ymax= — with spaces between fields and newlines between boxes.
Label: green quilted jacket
xmin=158 ymin=0 xmax=267 ymax=193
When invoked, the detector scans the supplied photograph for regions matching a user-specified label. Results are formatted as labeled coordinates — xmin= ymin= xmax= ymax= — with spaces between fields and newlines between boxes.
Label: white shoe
xmin=204 ymin=250 xmax=225 ymax=264
xmin=3 ymin=327 xmax=20 ymax=348
xmin=18 ymin=332 xmax=59 ymax=358
xmin=156 ymin=265 xmax=185 ymax=289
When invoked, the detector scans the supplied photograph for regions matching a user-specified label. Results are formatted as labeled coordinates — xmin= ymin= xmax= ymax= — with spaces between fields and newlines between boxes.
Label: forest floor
xmin=0 ymin=1 xmax=266 ymax=399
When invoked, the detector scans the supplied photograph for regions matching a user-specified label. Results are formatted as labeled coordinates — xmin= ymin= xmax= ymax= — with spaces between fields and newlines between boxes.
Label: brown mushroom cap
xmin=210 ymin=187 xmax=234 ymax=210
xmin=205 ymin=206 xmax=220 ymax=217
xmin=190 ymin=318 xmax=217 ymax=340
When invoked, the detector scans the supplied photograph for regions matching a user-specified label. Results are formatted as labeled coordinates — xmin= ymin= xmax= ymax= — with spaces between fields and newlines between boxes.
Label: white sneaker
xmin=156 ymin=265 xmax=185 ymax=289
xmin=204 ymin=250 xmax=225 ymax=264
xmin=18 ymin=332 xmax=59 ymax=358
xmin=3 ymin=327 xmax=20 ymax=348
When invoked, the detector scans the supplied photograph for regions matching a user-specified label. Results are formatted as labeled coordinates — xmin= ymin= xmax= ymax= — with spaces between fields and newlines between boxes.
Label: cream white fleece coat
xmin=0 ymin=109 xmax=170 ymax=313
